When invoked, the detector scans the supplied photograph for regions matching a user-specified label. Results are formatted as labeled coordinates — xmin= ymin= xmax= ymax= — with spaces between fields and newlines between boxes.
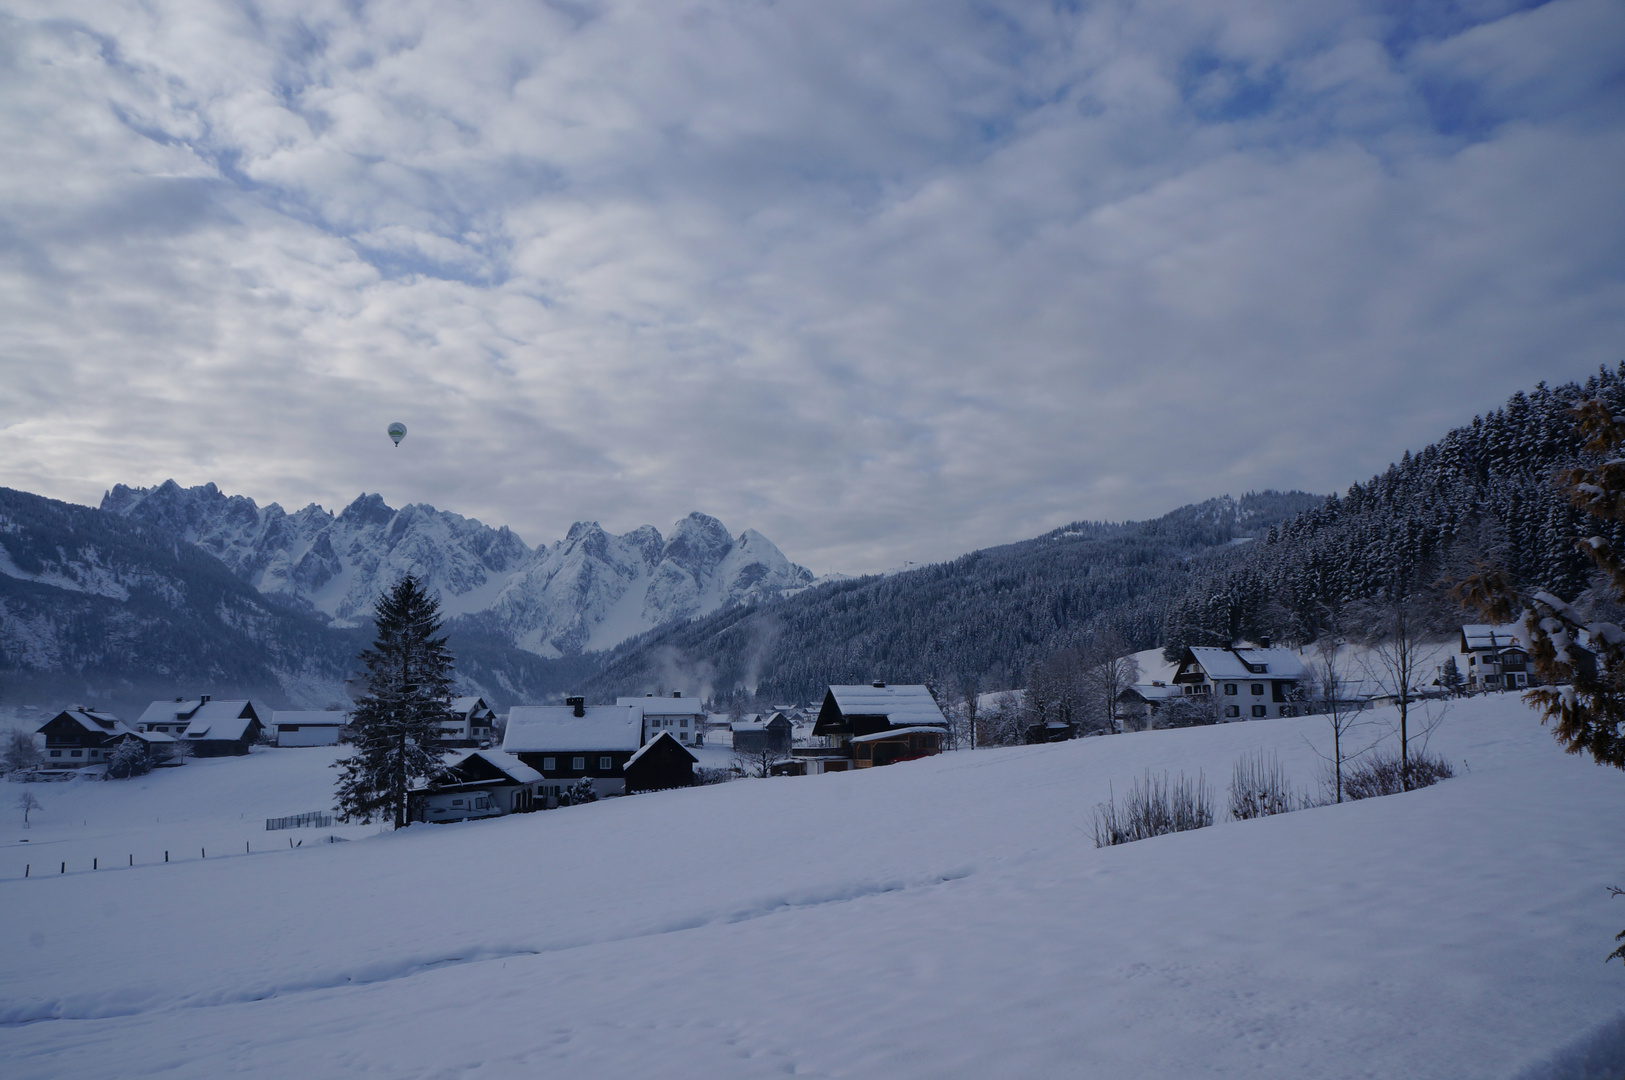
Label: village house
xmin=624 ymin=731 xmax=698 ymax=793
xmin=1170 ymin=647 xmax=1307 ymax=720
xmin=1115 ymin=682 xmax=1182 ymax=731
xmin=411 ymin=749 xmax=544 ymax=822
xmin=619 ymin=693 xmax=707 ymax=747
xmin=788 ymin=683 xmax=949 ymax=774
xmin=135 ymin=697 xmax=265 ymax=756
xmin=103 ymin=728 xmax=178 ymax=774
xmin=268 ymin=711 xmax=346 ymax=747
xmin=36 ymin=707 xmax=130 ymax=769
xmin=731 ymin=711 xmax=793 ymax=755
xmin=437 ymin=696 xmax=497 ymax=747
xmin=503 ymin=697 xmax=643 ymax=797
xmin=1459 ymin=624 xmax=1532 ymax=691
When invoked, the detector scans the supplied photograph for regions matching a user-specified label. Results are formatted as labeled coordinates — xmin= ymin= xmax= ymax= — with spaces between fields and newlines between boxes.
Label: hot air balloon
xmin=387 ymin=422 xmax=407 ymax=447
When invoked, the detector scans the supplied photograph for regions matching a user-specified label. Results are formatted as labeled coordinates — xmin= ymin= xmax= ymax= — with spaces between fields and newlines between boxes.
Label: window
xmin=71 ymin=750 xmax=82 ymax=757
xmin=1250 ymin=684 xmax=1264 ymax=696
xmin=1223 ymin=683 xmax=1237 ymax=695
xmin=680 ymin=732 xmax=689 ymax=741
xmin=680 ymin=718 xmax=688 ymax=728
xmin=1252 ymin=705 xmax=1266 ymax=718
xmin=49 ymin=750 xmax=61 ymax=758
xmin=542 ymin=757 xmax=556 ymax=771
xmin=473 ymin=798 xmax=489 ymax=810
xmin=599 ymin=756 xmax=613 ymax=770
xmin=1225 ymin=705 xmax=1240 ymax=718
xmin=282 ymin=725 xmax=299 ymax=732
xmin=89 ymin=749 xmax=99 ymax=757
xmin=452 ymin=799 xmax=464 ymax=807
xmin=572 ymin=757 xmax=585 ymax=770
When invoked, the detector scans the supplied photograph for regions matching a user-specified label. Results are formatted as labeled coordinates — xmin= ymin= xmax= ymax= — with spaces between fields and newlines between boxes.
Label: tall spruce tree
xmin=334 ymin=575 xmax=455 ymax=828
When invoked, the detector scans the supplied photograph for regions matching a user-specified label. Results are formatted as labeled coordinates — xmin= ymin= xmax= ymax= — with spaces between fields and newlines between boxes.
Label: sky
xmin=1 ymin=0 xmax=1622 ymax=575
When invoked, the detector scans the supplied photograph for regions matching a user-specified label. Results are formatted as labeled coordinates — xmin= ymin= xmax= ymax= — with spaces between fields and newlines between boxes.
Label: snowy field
xmin=2 ymin=695 xmax=1623 ymax=1079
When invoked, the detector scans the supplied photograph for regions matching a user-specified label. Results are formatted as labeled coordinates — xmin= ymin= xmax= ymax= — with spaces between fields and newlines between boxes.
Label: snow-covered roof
xmin=1461 ymin=624 xmax=1527 ymax=651
xmin=826 ymin=685 xmax=948 ymax=728
xmin=447 ymin=748 xmax=543 ymax=784
xmin=1185 ymin=648 xmax=1307 ymax=681
xmin=271 ymin=711 xmax=347 ymax=727
xmin=626 ymin=730 xmax=698 ymax=767
xmin=136 ymin=699 xmax=204 ymax=729
xmin=181 ymin=700 xmax=259 ymax=741
xmin=1120 ymin=683 xmax=1181 ymax=702
xmin=116 ymin=729 xmax=176 ymax=744
xmin=450 ymin=696 xmax=492 ymax=718
xmin=47 ymin=708 xmax=127 ymax=735
xmin=618 ymin=695 xmax=707 ymax=717
xmin=851 ymin=726 xmax=947 ymax=744
xmin=503 ymin=705 xmax=643 ymax=752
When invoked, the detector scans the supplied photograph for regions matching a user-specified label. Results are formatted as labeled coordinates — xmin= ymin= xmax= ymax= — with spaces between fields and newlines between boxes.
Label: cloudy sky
xmin=1 ymin=0 xmax=1621 ymax=573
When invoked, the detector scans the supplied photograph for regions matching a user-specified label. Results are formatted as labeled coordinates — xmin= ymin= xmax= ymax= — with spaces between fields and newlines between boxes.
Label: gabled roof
xmin=181 ymin=700 xmax=261 ymax=741
xmin=136 ymin=699 xmax=204 ymax=729
xmin=44 ymin=709 xmax=128 ymax=736
xmin=626 ymin=730 xmax=699 ymax=767
xmin=503 ymin=705 xmax=642 ymax=752
xmin=271 ymin=711 xmax=347 ymax=727
xmin=1184 ymin=648 xmax=1307 ymax=681
xmin=824 ymin=685 xmax=948 ymax=728
xmin=447 ymin=748 xmax=543 ymax=785
xmin=1119 ymin=683 xmax=1181 ymax=702
xmin=1461 ymin=623 xmax=1527 ymax=652
xmin=112 ymin=729 xmax=176 ymax=745
xmin=450 ymin=696 xmax=494 ymax=719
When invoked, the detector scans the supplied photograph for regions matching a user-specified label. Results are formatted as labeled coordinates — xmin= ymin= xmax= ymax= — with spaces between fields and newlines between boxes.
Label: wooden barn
xmin=731 ymin=711 xmax=792 ymax=755
xmin=794 ymin=683 xmax=949 ymax=773
xmin=851 ymin=726 xmax=943 ymax=768
xmin=624 ymin=731 xmax=698 ymax=793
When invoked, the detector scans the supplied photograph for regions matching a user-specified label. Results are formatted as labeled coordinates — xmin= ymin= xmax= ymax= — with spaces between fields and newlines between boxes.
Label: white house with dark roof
xmin=437 ymin=696 xmax=497 ymax=747
xmin=618 ymin=693 xmax=707 ymax=747
xmin=503 ymin=697 xmax=643 ymax=797
xmin=1171 ymin=647 xmax=1307 ymax=720
xmin=1459 ymin=624 xmax=1532 ymax=691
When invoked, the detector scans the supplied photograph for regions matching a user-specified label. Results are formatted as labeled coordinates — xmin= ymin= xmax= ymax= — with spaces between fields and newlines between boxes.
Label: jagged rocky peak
xmin=100 ymin=481 xmax=817 ymax=656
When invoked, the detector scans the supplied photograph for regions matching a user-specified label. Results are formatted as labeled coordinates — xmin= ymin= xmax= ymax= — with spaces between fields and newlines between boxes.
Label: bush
xmin=1341 ymin=751 xmax=1454 ymax=800
xmin=1228 ymin=750 xmax=1303 ymax=820
xmin=1093 ymin=770 xmax=1214 ymax=847
xmin=694 ymin=766 xmax=734 ymax=786
xmin=564 ymin=778 xmax=598 ymax=805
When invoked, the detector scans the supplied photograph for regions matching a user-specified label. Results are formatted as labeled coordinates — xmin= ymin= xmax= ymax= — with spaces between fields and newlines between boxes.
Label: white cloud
xmin=0 ymin=0 xmax=1621 ymax=572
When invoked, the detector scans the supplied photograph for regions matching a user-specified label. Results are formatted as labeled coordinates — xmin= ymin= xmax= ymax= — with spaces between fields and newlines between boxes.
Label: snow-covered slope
xmin=102 ymin=482 xmax=815 ymax=656
xmin=1 ymin=695 xmax=1620 ymax=1079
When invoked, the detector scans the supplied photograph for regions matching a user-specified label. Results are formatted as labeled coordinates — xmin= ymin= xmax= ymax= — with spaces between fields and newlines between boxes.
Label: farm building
xmin=1170 ymin=648 xmax=1307 ymax=720
xmin=788 ymin=683 xmax=949 ymax=774
xmin=269 ymin=711 xmax=346 ymax=747
xmin=438 ymin=696 xmax=497 ymax=747
xmin=624 ymin=732 xmax=698 ymax=793
xmin=731 ymin=711 xmax=792 ymax=755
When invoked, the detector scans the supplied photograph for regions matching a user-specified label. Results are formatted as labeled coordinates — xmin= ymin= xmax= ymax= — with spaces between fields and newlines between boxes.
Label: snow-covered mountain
xmin=101 ymin=482 xmax=816 ymax=657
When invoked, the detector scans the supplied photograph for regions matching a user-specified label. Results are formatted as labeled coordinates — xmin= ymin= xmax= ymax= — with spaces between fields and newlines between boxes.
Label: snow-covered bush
xmin=1093 ymin=770 xmax=1213 ymax=847
xmin=565 ymin=778 xmax=598 ymax=805
xmin=2 ymin=729 xmax=41 ymax=775
xmin=1228 ymin=750 xmax=1303 ymax=820
xmin=106 ymin=739 xmax=152 ymax=779
xmin=694 ymin=766 xmax=734 ymax=785
xmin=1341 ymin=751 xmax=1454 ymax=800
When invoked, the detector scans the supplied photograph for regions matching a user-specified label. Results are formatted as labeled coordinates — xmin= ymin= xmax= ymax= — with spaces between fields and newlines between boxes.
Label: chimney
xmin=872 ymin=681 xmax=886 ymax=688
xmin=566 ymin=696 xmax=585 ymax=717
xmin=200 ymin=695 xmax=210 ymax=704
xmin=1259 ymin=637 xmax=1272 ymax=649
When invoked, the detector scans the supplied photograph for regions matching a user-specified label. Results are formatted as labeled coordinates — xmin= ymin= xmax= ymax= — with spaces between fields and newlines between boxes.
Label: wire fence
xmin=3 ymin=833 xmax=352 ymax=881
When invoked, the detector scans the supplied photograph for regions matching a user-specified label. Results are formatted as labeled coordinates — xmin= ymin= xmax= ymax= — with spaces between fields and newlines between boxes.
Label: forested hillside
xmin=582 ymin=492 xmax=1323 ymax=706
xmin=1161 ymin=369 xmax=1625 ymax=652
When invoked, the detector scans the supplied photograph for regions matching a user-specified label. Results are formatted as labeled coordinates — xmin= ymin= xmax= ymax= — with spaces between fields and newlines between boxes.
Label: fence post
xmin=165 ymin=851 xmax=168 ymax=862
xmin=201 ymin=848 xmax=205 ymax=859
xmin=93 ymin=858 xmax=97 ymax=870
xmin=60 ymin=862 xmax=65 ymax=874
xmin=25 ymin=864 xmax=29 ymax=877
xmin=246 ymin=841 xmax=250 ymax=854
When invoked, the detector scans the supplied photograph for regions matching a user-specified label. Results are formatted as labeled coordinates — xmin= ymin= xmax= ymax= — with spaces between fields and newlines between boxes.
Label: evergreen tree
xmin=334 ymin=575 xmax=455 ymax=828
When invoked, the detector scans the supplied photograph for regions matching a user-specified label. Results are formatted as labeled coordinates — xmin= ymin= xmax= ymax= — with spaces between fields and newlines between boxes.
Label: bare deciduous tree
xmin=3 ymin=729 xmax=41 ymax=774
xmin=17 ymin=789 xmax=42 ymax=827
